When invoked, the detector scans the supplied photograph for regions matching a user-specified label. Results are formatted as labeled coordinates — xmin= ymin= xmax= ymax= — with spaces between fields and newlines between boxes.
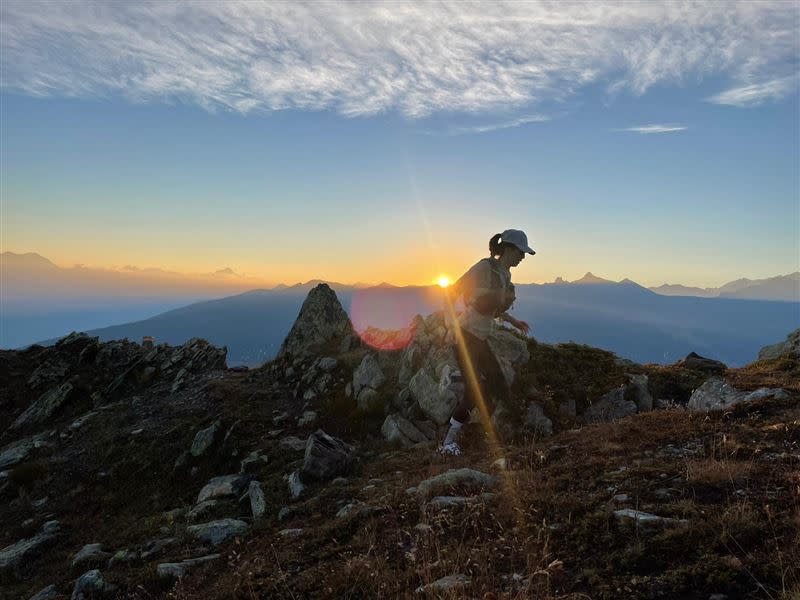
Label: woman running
xmin=441 ymin=229 xmax=534 ymax=455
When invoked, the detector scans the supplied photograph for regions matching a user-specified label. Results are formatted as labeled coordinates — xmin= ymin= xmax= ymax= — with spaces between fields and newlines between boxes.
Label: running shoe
xmin=439 ymin=442 xmax=462 ymax=456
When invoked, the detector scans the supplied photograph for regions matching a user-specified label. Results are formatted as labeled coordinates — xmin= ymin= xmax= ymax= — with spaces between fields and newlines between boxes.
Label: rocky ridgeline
xmin=0 ymin=283 xmax=796 ymax=599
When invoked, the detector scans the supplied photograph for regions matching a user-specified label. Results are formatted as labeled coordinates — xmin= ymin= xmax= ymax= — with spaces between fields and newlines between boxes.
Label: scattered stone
xmin=69 ymin=411 xmax=97 ymax=430
xmin=71 ymin=569 xmax=116 ymax=599
xmin=409 ymin=368 xmax=457 ymax=425
xmin=428 ymin=493 xmax=494 ymax=508
xmin=71 ymin=544 xmax=111 ymax=569
xmin=156 ymin=554 xmax=220 ymax=580
xmin=654 ymin=488 xmax=679 ymax=501
xmin=278 ymin=528 xmax=303 ymax=538
xmin=11 ymin=382 xmax=75 ymax=431
xmin=336 ymin=502 xmax=364 ymax=518
xmin=525 ymin=403 xmax=553 ymax=436
xmin=353 ymin=354 xmax=386 ymax=398
xmin=298 ymin=411 xmax=318 ymax=427
xmin=414 ymin=523 xmax=433 ymax=533
xmin=187 ymin=500 xmax=226 ymax=523
xmin=381 ymin=414 xmax=428 ymax=447
xmin=317 ymin=357 xmax=338 ymax=372
xmin=277 ymin=507 xmax=294 ymax=521
xmin=301 ymin=430 xmax=355 ymax=481
xmin=584 ymin=387 xmax=637 ymax=423
xmin=186 ymin=519 xmax=248 ymax=547
xmin=29 ymin=584 xmax=60 ymax=600
xmin=139 ymin=538 xmax=178 ymax=560
xmin=279 ymin=436 xmax=307 ymax=452
xmin=0 ymin=520 xmax=60 ymax=575
xmin=687 ymin=378 xmax=788 ymax=411
xmin=415 ymin=574 xmax=471 ymax=594
xmin=0 ymin=433 xmax=51 ymax=469
xmin=677 ymin=352 xmax=727 ymax=373
xmin=331 ymin=477 xmax=349 ymax=486
xmin=614 ymin=509 xmax=688 ymax=532
xmin=190 ymin=420 xmax=222 ymax=457
xmin=285 ymin=471 xmax=305 ymax=499
xmin=196 ymin=474 xmax=252 ymax=504
xmin=416 ymin=468 xmax=497 ymax=499
xmin=107 ymin=549 xmax=137 ymax=568
xmin=249 ymin=481 xmax=266 ymax=522
xmin=491 ymin=458 xmax=508 ymax=471
xmin=240 ymin=450 xmax=269 ymax=474
xmin=627 ymin=373 xmax=653 ymax=412
xmin=612 ymin=494 xmax=631 ymax=504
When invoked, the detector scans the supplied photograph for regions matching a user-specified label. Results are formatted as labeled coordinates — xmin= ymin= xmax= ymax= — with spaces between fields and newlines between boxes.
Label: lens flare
xmin=437 ymin=276 xmax=450 ymax=288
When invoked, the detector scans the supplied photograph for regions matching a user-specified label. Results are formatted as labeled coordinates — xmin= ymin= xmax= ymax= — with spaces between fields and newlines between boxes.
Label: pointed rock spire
xmin=277 ymin=283 xmax=353 ymax=359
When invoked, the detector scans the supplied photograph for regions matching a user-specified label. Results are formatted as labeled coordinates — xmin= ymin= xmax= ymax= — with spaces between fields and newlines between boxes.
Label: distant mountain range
xmin=5 ymin=252 xmax=799 ymax=366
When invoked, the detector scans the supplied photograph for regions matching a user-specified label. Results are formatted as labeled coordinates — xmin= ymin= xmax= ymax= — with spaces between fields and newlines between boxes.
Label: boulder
xmin=71 ymin=569 xmax=116 ymax=599
xmin=614 ymin=509 xmax=688 ymax=532
xmin=356 ymin=388 xmax=380 ymax=412
xmin=285 ymin=471 xmax=305 ymax=499
xmin=758 ymin=329 xmax=800 ymax=361
xmin=524 ymin=403 xmax=553 ymax=437
xmin=301 ymin=430 xmax=355 ymax=481
xmin=297 ymin=411 xmax=318 ymax=427
xmin=584 ymin=388 xmax=637 ymax=423
xmin=11 ymin=382 xmax=75 ymax=431
xmin=486 ymin=328 xmax=530 ymax=386
xmin=156 ymin=554 xmax=221 ymax=580
xmin=71 ymin=544 xmax=111 ymax=569
xmin=353 ymin=353 xmax=386 ymax=397
xmin=277 ymin=284 xmax=352 ymax=359
xmin=627 ymin=374 xmax=653 ymax=412
xmin=186 ymin=519 xmax=248 ymax=546
xmin=0 ymin=520 xmax=60 ymax=575
xmin=428 ymin=493 xmax=495 ymax=509
xmin=196 ymin=474 xmax=252 ymax=504
xmin=249 ymin=481 xmax=266 ymax=522
xmin=190 ymin=420 xmax=222 ymax=457
xmin=416 ymin=468 xmax=497 ymax=499
xmin=677 ymin=352 xmax=727 ymax=373
xmin=687 ymin=378 xmax=789 ymax=411
xmin=409 ymin=368 xmax=458 ymax=426
xmin=29 ymin=584 xmax=60 ymax=600
xmin=317 ymin=357 xmax=338 ymax=372
xmin=415 ymin=574 xmax=471 ymax=594
xmin=240 ymin=450 xmax=269 ymax=474
xmin=0 ymin=433 xmax=51 ymax=469
xmin=381 ymin=414 xmax=429 ymax=447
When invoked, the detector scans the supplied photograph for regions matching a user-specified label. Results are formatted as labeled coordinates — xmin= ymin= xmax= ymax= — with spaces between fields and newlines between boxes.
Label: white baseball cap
xmin=501 ymin=229 xmax=536 ymax=255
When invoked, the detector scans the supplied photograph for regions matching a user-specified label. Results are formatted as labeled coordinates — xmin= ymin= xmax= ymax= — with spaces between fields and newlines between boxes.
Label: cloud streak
xmin=622 ymin=124 xmax=687 ymax=134
xmin=706 ymin=76 xmax=798 ymax=107
xmin=1 ymin=2 xmax=797 ymax=117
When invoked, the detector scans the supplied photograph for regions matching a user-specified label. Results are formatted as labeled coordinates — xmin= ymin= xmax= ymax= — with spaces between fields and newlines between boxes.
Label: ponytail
xmin=489 ymin=233 xmax=502 ymax=257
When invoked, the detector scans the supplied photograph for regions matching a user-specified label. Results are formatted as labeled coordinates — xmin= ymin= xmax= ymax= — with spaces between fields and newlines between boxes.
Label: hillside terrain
xmin=1 ymin=285 xmax=798 ymax=599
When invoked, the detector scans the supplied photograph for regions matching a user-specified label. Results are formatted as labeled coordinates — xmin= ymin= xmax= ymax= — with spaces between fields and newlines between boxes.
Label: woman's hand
xmin=515 ymin=319 xmax=530 ymax=336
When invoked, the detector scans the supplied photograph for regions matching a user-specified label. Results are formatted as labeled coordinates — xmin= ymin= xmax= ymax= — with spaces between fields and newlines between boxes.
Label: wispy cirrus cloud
xmin=425 ymin=114 xmax=551 ymax=136
xmin=1 ymin=2 xmax=797 ymax=118
xmin=621 ymin=124 xmax=688 ymax=134
xmin=706 ymin=76 xmax=798 ymax=107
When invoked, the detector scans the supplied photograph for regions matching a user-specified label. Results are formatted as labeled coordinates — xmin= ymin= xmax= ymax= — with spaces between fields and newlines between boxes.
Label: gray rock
xmin=758 ymin=328 xmax=800 ymax=360
xmin=409 ymin=368 xmax=457 ymax=425
xmin=278 ymin=528 xmax=303 ymax=538
xmin=677 ymin=352 xmax=727 ymax=373
xmin=29 ymin=584 xmax=60 ymax=600
xmin=298 ymin=411 xmax=318 ymax=427
xmin=525 ymin=403 xmax=553 ymax=437
xmin=353 ymin=353 xmax=386 ymax=397
xmin=415 ymin=574 xmax=471 ymax=594
xmin=428 ymin=493 xmax=494 ymax=508
xmin=381 ymin=414 xmax=429 ymax=447
xmin=156 ymin=554 xmax=220 ymax=580
xmin=71 ymin=544 xmax=111 ymax=569
xmin=301 ymin=430 xmax=355 ymax=481
xmin=107 ymin=549 xmax=138 ymax=568
xmin=584 ymin=387 xmax=637 ymax=423
xmin=614 ymin=509 xmax=688 ymax=532
xmin=486 ymin=328 xmax=529 ymax=386
xmin=190 ymin=420 xmax=222 ymax=457
xmin=279 ymin=436 xmax=307 ymax=452
xmin=356 ymin=387 xmax=380 ymax=412
xmin=71 ymin=569 xmax=116 ymax=599
xmin=196 ymin=474 xmax=252 ymax=504
xmin=336 ymin=502 xmax=364 ymax=518
xmin=277 ymin=506 xmax=294 ymax=521
xmin=186 ymin=519 xmax=248 ymax=546
xmin=249 ymin=481 xmax=266 ymax=522
xmin=627 ymin=373 xmax=653 ymax=412
xmin=345 ymin=382 xmax=353 ymax=397
xmin=0 ymin=433 xmax=51 ymax=469
xmin=0 ymin=520 xmax=60 ymax=574
xmin=317 ymin=357 xmax=338 ymax=372
xmin=416 ymin=468 xmax=497 ymax=499
xmin=187 ymin=500 xmax=225 ymax=523
xmin=139 ymin=538 xmax=178 ymax=560
xmin=687 ymin=378 xmax=788 ymax=411
xmin=285 ymin=471 xmax=305 ymax=499
xmin=277 ymin=283 xmax=352 ymax=359
xmin=11 ymin=382 xmax=75 ymax=431
xmin=240 ymin=450 xmax=269 ymax=474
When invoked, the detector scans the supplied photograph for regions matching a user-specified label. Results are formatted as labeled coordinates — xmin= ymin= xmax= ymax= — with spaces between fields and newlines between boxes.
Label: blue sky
xmin=1 ymin=2 xmax=798 ymax=287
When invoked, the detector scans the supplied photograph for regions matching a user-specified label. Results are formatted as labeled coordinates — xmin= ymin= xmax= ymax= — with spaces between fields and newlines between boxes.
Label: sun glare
xmin=437 ymin=276 xmax=450 ymax=288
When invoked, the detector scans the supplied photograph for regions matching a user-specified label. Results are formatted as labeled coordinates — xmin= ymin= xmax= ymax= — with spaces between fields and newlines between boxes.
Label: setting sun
xmin=437 ymin=276 xmax=451 ymax=288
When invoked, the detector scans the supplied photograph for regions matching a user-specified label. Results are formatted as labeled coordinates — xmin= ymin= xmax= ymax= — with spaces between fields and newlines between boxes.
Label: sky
xmin=1 ymin=1 xmax=799 ymax=288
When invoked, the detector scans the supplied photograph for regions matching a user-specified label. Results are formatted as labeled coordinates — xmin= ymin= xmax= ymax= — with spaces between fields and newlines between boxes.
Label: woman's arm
xmin=499 ymin=312 xmax=530 ymax=335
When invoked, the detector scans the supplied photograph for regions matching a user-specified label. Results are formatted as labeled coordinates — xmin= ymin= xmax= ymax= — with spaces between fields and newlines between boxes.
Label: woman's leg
xmin=451 ymin=328 xmax=486 ymax=423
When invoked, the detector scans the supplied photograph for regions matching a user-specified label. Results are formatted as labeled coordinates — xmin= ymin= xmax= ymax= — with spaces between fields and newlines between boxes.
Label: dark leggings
xmin=451 ymin=328 xmax=510 ymax=423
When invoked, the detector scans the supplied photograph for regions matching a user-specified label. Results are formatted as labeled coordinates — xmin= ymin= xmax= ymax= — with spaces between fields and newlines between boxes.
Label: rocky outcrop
xmin=676 ymin=352 xmax=727 ymax=373
xmin=584 ymin=387 xmax=637 ymax=423
xmin=196 ymin=474 xmax=252 ymax=504
xmin=11 ymin=382 xmax=75 ymax=431
xmin=71 ymin=569 xmax=116 ymax=599
xmin=277 ymin=283 xmax=353 ymax=359
xmin=416 ymin=468 xmax=497 ymax=499
xmin=0 ymin=433 xmax=52 ymax=469
xmin=687 ymin=378 xmax=788 ymax=411
xmin=186 ymin=519 xmax=248 ymax=546
xmin=758 ymin=329 xmax=800 ymax=361
xmin=353 ymin=354 xmax=386 ymax=411
xmin=301 ymin=430 xmax=355 ymax=481
xmin=71 ymin=543 xmax=111 ymax=570
xmin=190 ymin=420 xmax=222 ymax=457
xmin=0 ymin=520 xmax=60 ymax=576
xmin=381 ymin=414 xmax=430 ymax=447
